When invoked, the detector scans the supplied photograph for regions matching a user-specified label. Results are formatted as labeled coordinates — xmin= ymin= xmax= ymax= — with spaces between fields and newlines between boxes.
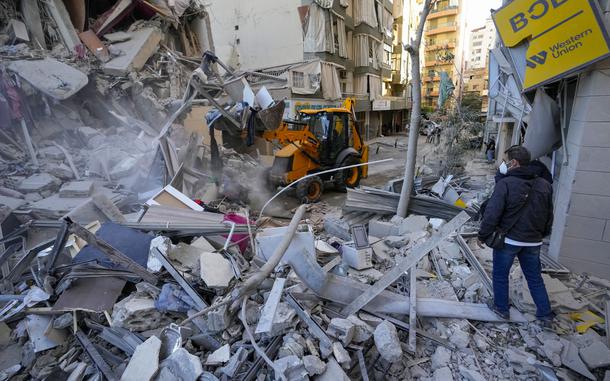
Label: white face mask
xmin=499 ymin=161 xmax=509 ymax=175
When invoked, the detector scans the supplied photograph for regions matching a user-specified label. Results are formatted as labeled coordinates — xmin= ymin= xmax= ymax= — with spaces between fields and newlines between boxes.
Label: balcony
xmin=425 ymin=42 xmax=456 ymax=52
xmin=423 ymin=75 xmax=441 ymax=82
xmin=428 ymin=5 xmax=459 ymax=20
xmin=423 ymin=59 xmax=454 ymax=67
xmin=425 ymin=22 xmax=458 ymax=36
xmin=392 ymin=71 xmax=403 ymax=84
xmin=425 ymin=90 xmax=440 ymax=97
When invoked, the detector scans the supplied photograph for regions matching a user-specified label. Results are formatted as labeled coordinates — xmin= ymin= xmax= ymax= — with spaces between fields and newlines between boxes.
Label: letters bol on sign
xmin=493 ymin=0 xmax=610 ymax=91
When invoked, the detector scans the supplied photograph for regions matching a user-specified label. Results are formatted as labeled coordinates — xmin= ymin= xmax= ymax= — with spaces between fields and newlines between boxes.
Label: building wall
xmin=466 ymin=18 xmax=495 ymax=70
xmin=206 ymin=0 xmax=304 ymax=70
xmin=550 ymin=58 xmax=610 ymax=279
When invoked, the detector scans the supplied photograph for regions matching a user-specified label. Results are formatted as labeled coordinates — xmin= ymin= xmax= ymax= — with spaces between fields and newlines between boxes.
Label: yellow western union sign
xmin=493 ymin=0 xmax=610 ymax=91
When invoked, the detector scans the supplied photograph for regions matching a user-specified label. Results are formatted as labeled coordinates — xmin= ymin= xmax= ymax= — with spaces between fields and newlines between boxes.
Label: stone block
xmin=564 ymin=215 xmax=606 ymax=240
xmin=205 ymin=344 xmax=230 ymax=365
xmin=104 ymin=28 xmax=162 ymax=75
xmin=303 ymin=355 xmax=326 ymax=376
xmin=373 ymin=321 xmax=402 ymax=363
xmin=59 ymin=181 xmax=94 ymax=198
xmin=120 ymin=336 xmax=161 ymax=381
xmin=368 ymin=220 xmax=398 ymax=238
xmin=581 ymin=122 xmax=610 ymax=147
xmin=332 ymin=342 xmax=350 ymax=366
xmin=199 ymin=252 xmax=234 ymax=288
xmin=573 ymin=171 xmax=610 ymax=197
xmin=7 ymin=19 xmax=29 ymax=42
xmin=17 ymin=173 xmax=61 ymax=193
xmin=577 ymin=147 xmax=610 ymax=172
xmin=112 ymin=295 xmax=172 ymax=331
xmin=398 ymin=215 xmax=429 ymax=235
xmin=206 ymin=304 xmax=231 ymax=333
xmin=326 ymin=318 xmax=355 ymax=346
xmin=384 ymin=236 xmax=410 ymax=248
xmin=346 ymin=315 xmax=373 ymax=343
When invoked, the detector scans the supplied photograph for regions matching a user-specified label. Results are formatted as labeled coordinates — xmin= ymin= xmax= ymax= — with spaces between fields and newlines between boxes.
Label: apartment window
xmin=293 ymin=72 xmax=305 ymax=88
xmin=473 ymin=41 xmax=482 ymax=47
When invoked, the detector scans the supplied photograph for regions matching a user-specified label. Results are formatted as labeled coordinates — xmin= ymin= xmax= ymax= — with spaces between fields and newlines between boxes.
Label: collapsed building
xmin=0 ymin=0 xmax=609 ymax=381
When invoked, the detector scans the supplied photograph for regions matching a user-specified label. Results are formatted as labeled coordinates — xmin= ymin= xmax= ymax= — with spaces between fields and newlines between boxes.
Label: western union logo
xmin=493 ymin=0 xmax=610 ymax=91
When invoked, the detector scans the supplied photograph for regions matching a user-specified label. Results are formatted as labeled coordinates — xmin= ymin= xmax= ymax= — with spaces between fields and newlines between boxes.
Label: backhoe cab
xmin=263 ymin=98 xmax=369 ymax=203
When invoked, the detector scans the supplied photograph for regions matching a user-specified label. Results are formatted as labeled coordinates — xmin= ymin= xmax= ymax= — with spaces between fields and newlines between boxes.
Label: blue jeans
xmin=492 ymin=244 xmax=553 ymax=319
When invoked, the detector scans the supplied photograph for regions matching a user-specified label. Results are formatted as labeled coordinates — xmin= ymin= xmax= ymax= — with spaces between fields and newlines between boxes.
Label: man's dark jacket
xmin=479 ymin=166 xmax=554 ymax=243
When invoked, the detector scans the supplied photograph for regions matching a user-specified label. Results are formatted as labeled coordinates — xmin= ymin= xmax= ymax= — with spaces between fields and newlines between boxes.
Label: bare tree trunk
xmin=397 ymin=0 xmax=436 ymax=218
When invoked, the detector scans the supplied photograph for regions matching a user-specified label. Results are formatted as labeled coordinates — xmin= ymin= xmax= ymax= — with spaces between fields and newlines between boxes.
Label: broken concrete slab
xmin=0 ymin=195 xmax=26 ymax=211
xmin=368 ymin=220 xmax=398 ymax=238
xmin=112 ymin=294 xmax=173 ymax=331
xmin=398 ymin=215 xmax=429 ymax=235
xmin=206 ymin=344 xmax=230 ymax=366
xmin=579 ymin=341 xmax=610 ymax=369
xmin=324 ymin=215 xmax=351 ymax=241
xmin=373 ymin=320 xmax=402 ymax=363
xmin=384 ymin=235 xmax=410 ymax=248
xmin=7 ymin=58 xmax=88 ymax=100
xmin=120 ymin=336 xmax=161 ymax=381
xmin=59 ymin=181 xmax=94 ymax=198
xmin=7 ymin=19 xmax=29 ymax=42
xmin=160 ymin=348 xmax=203 ymax=381
xmin=560 ymin=338 xmax=596 ymax=380
xmin=104 ymin=27 xmax=163 ymax=75
xmin=326 ymin=318 xmax=355 ymax=346
xmin=346 ymin=315 xmax=373 ymax=343
xmin=199 ymin=252 xmax=234 ymax=288
xmin=17 ymin=173 xmax=61 ymax=193
xmin=303 ymin=355 xmax=326 ymax=376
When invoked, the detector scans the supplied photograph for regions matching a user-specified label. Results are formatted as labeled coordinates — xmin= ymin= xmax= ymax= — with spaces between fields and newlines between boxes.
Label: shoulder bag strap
xmin=501 ymin=178 xmax=537 ymax=234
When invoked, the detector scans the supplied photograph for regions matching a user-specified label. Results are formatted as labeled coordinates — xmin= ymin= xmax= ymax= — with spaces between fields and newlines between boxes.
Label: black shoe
xmin=486 ymin=299 xmax=510 ymax=320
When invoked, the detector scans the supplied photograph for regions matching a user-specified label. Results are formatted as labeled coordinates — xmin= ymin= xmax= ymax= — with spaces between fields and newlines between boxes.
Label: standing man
xmin=486 ymin=138 xmax=496 ymax=163
xmin=478 ymin=146 xmax=554 ymax=325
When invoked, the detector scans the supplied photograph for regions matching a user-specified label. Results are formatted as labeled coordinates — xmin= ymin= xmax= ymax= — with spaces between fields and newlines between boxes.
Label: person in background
xmin=478 ymin=146 xmax=555 ymax=326
xmin=486 ymin=138 xmax=496 ymax=163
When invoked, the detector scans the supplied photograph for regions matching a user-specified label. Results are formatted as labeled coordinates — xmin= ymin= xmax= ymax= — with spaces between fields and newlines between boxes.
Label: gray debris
xmin=315 ymin=358 xmax=350 ymax=381
xmin=52 ymin=313 xmax=73 ymax=330
xmin=332 ymin=342 xmax=351 ymax=366
xmin=384 ymin=235 xmax=410 ymax=249
xmin=398 ymin=215 xmax=429 ymax=234
xmin=326 ymin=318 xmax=355 ymax=346
xmin=373 ymin=320 xmax=402 ymax=363
xmin=579 ymin=341 xmax=610 ymax=369
xmin=303 ymin=355 xmax=326 ymax=376
xmin=431 ymin=346 xmax=452 ymax=370
xmin=17 ymin=173 xmax=61 ymax=193
xmin=274 ymin=355 xmax=307 ymax=381
xmin=459 ymin=366 xmax=486 ymax=381
xmin=159 ymin=348 xmax=203 ymax=381
xmin=433 ymin=366 xmax=454 ymax=381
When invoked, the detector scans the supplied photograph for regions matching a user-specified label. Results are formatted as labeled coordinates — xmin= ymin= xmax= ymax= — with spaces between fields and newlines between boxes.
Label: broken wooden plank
xmin=408 ymin=267 xmax=417 ymax=353
xmin=67 ymin=219 xmax=157 ymax=284
xmin=340 ymin=211 xmax=470 ymax=317
xmin=255 ymin=277 xmax=286 ymax=334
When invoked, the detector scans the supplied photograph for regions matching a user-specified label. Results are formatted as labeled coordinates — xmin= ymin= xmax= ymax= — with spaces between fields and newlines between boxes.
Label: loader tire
xmin=335 ymin=156 xmax=362 ymax=191
xmin=296 ymin=176 xmax=323 ymax=204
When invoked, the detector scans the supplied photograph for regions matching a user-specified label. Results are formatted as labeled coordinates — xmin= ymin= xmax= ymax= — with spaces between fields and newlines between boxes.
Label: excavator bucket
xmin=256 ymin=100 xmax=286 ymax=131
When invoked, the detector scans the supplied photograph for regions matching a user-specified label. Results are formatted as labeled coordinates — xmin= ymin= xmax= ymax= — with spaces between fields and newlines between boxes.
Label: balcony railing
xmin=430 ymin=5 xmax=458 ymax=14
xmin=426 ymin=22 xmax=457 ymax=32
